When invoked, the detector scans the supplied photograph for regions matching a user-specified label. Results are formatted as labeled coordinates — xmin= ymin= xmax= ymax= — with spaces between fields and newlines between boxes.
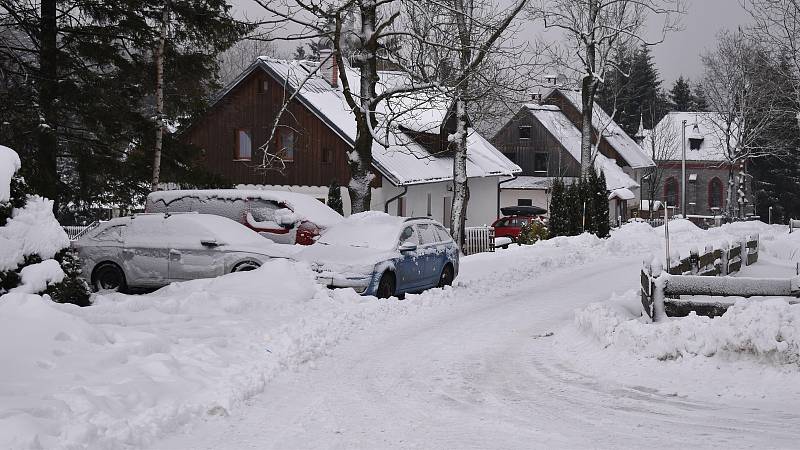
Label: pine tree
xmin=691 ymin=82 xmax=709 ymax=112
xmin=0 ymin=146 xmax=92 ymax=305
xmin=326 ymin=181 xmax=344 ymax=215
xmin=593 ymin=170 xmax=610 ymax=238
xmin=548 ymin=178 xmax=568 ymax=236
xmin=670 ymin=76 xmax=693 ymax=111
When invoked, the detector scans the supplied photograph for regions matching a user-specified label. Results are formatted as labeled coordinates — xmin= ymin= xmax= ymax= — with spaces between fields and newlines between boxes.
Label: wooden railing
xmin=641 ymin=234 xmax=760 ymax=321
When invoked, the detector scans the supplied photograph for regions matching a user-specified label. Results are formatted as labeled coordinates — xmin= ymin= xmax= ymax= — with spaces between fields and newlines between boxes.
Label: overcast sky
xmin=229 ymin=0 xmax=753 ymax=86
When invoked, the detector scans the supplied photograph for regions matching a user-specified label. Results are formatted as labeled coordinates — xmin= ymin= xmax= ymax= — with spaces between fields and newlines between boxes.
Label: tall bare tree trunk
xmin=39 ymin=0 xmax=59 ymax=211
xmin=451 ymin=96 xmax=470 ymax=247
xmin=580 ymin=0 xmax=599 ymax=177
xmin=151 ymin=3 xmax=169 ymax=192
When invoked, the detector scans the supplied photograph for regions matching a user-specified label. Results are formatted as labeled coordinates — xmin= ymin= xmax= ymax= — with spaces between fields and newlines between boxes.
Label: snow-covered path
xmin=155 ymin=245 xmax=800 ymax=449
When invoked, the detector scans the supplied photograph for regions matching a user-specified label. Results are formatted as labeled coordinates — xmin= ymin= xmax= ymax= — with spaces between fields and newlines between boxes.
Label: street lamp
xmin=681 ymin=119 xmax=687 ymax=218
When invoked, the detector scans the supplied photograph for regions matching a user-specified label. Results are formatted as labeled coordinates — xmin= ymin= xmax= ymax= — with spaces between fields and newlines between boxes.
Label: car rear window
xmin=416 ymin=223 xmax=440 ymax=245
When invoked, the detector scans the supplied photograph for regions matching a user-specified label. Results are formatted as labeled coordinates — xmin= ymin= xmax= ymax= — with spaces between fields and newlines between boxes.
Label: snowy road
xmin=155 ymin=245 xmax=800 ymax=449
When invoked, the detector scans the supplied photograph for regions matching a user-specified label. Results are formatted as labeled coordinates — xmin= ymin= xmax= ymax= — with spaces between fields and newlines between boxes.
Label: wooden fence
xmin=463 ymin=226 xmax=495 ymax=256
xmin=641 ymin=234 xmax=760 ymax=321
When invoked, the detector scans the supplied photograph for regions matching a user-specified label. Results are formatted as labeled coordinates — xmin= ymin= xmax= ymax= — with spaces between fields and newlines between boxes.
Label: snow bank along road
xmin=156 ymin=221 xmax=800 ymax=450
xmin=5 ymin=221 xmax=800 ymax=448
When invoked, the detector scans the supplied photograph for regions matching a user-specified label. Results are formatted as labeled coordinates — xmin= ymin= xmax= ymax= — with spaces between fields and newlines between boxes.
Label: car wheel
xmin=92 ymin=263 xmax=127 ymax=293
xmin=438 ymin=264 xmax=454 ymax=288
xmin=233 ymin=261 xmax=260 ymax=272
xmin=376 ymin=272 xmax=396 ymax=299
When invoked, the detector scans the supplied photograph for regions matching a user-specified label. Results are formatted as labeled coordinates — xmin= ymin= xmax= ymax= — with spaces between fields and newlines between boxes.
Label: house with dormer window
xmin=639 ymin=112 xmax=754 ymax=218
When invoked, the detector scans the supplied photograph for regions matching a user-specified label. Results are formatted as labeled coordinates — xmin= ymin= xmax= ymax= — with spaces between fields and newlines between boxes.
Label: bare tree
xmin=256 ymin=0 xmax=437 ymax=213
xmin=641 ymin=113 xmax=680 ymax=215
xmin=529 ymin=0 xmax=683 ymax=176
xmin=151 ymin=2 xmax=169 ymax=192
xmin=744 ymin=0 xmax=800 ymax=129
xmin=398 ymin=0 xmax=530 ymax=244
xmin=218 ymin=39 xmax=277 ymax=85
xmin=700 ymin=30 xmax=786 ymax=217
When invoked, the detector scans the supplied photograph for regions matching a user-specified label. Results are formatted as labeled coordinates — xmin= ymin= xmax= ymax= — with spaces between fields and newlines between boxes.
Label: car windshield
xmin=317 ymin=212 xmax=402 ymax=250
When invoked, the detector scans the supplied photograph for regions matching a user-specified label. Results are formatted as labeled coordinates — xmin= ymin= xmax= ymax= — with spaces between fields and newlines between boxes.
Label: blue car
xmin=297 ymin=212 xmax=459 ymax=298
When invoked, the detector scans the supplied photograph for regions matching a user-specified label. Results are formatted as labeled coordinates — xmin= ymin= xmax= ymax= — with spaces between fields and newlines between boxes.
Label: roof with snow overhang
xmin=641 ymin=112 xmax=734 ymax=163
xmin=214 ymin=57 xmax=521 ymax=187
xmin=524 ymin=104 xmax=639 ymax=191
xmin=544 ymin=89 xmax=655 ymax=169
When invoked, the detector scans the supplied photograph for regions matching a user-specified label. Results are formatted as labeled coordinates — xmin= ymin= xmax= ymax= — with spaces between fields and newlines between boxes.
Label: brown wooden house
xmin=180 ymin=57 xmax=520 ymax=225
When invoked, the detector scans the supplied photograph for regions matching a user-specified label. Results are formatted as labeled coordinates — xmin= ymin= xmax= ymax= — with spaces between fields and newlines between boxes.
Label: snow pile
xmin=0 ymin=196 xmax=70 ymax=272
xmin=10 ymin=259 xmax=65 ymax=294
xmin=575 ymin=290 xmax=800 ymax=364
xmin=0 ymin=144 xmax=21 ymax=203
xmin=0 ymin=259 xmax=450 ymax=450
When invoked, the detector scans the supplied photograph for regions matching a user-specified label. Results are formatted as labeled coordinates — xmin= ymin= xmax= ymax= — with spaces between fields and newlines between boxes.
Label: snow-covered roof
xmin=525 ymin=105 xmax=638 ymax=191
xmin=608 ymin=187 xmax=635 ymax=201
xmin=642 ymin=112 xmax=734 ymax=162
xmin=0 ymin=145 xmax=21 ymax=203
xmin=147 ymin=189 xmax=344 ymax=228
xmin=545 ymin=89 xmax=655 ymax=169
xmin=220 ymin=58 xmax=520 ymax=186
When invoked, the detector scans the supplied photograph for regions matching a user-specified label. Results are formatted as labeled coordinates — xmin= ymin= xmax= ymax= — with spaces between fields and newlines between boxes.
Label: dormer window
xmin=689 ymin=138 xmax=703 ymax=150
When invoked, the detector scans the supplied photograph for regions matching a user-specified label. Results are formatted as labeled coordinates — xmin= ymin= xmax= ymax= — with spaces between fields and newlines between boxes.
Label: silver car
xmin=73 ymin=213 xmax=295 ymax=292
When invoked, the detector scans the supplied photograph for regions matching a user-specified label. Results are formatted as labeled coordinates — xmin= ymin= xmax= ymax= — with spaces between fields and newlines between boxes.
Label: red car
xmin=492 ymin=206 xmax=548 ymax=242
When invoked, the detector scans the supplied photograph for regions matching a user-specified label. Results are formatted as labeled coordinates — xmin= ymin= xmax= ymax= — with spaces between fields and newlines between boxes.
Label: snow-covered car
xmin=73 ymin=213 xmax=296 ymax=292
xmin=297 ymin=212 xmax=459 ymax=298
xmin=145 ymin=189 xmax=343 ymax=245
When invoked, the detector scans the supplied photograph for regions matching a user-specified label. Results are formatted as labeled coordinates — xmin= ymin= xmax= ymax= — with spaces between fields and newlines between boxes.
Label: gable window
xmin=518 ymin=126 xmax=531 ymax=140
xmin=533 ymin=152 xmax=548 ymax=173
xmin=321 ymin=147 xmax=333 ymax=164
xmin=235 ymin=129 xmax=252 ymax=161
xmin=708 ymin=177 xmax=723 ymax=209
xmin=689 ymin=138 xmax=703 ymax=150
xmin=278 ymin=128 xmax=294 ymax=162
xmin=518 ymin=198 xmax=533 ymax=206
xmin=664 ymin=177 xmax=679 ymax=207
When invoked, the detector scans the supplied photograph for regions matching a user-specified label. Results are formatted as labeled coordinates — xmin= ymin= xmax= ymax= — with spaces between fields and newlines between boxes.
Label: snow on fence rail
xmin=63 ymin=222 xmax=99 ymax=240
xmin=641 ymin=234 xmax=761 ymax=321
xmin=790 ymin=219 xmax=800 ymax=233
xmin=463 ymin=226 xmax=495 ymax=255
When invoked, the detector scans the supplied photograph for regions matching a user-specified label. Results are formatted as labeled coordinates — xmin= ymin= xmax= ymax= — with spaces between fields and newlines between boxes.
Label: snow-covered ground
xmin=5 ymin=219 xmax=800 ymax=449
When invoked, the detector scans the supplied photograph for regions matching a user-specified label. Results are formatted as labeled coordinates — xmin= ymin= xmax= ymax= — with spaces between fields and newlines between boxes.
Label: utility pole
xmin=681 ymin=119 xmax=687 ymax=218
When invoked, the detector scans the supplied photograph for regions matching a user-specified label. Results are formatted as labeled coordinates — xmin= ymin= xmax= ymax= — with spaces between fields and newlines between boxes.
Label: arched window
xmin=664 ymin=177 xmax=679 ymax=207
xmin=708 ymin=177 xmax=723 ymax=209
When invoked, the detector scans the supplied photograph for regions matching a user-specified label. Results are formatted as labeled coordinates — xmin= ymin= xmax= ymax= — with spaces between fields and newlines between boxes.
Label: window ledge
xmin=233 ymin=158 xmax=252 ymax=162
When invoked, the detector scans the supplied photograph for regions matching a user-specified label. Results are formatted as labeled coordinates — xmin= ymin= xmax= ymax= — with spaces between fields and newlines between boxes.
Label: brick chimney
xmin=318 ymin=48 xmax=338 ymax=88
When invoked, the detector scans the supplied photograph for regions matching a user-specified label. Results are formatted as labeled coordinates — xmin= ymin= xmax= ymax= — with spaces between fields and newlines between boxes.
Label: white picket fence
xmin=63 ymin=222 xmax=99 ymax=240
xmin=462 ymin=226 xmax=495 ymax=256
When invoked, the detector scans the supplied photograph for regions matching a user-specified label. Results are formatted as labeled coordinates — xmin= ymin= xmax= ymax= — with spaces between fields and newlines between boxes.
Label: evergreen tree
xmin=691 ymin=82 xmax=709 ymax=111
xmin=0 ymin=146 xmax=91 ymax=305
xmin=0 ymin=0 xmax=251 ymax=222
xmin=566 ymin=180 xmax=583 ymax=236
xmin=326 ymin=180 xmax=344 ymax=215
xmin=293 ymin=45 xmax=308 ymax=60
xmin=593 ymin=170 xmax=610 ymax=237
xmin=669 ymin=76 xmax=693 ymax=111
xmin=548 ymin=178 xmax=569 ymax=236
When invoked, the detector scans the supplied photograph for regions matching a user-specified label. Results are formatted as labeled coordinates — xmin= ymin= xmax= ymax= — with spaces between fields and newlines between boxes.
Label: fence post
xmin=741 ymin=237 xmax=748 ymax=267
xmin=689 ymin=247 xmax=699 ymax=275
xmin=720 ymin=241 xmax=729 ymax=276
xmin=651 ymin=259 xmax=667 ymax=323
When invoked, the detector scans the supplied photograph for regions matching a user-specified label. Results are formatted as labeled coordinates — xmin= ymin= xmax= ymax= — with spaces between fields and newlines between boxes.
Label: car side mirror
xmin=201 ymin=239 xmax=220 ymax=247
xmin=398 ymin=242 xmax=417 ymax=253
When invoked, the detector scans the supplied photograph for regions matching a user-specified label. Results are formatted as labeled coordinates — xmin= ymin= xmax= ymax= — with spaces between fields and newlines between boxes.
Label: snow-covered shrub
xmin=0 ymin=145 xmax=91 ymax=305
xmin=517 ymin=218 xmax=549 ymax=245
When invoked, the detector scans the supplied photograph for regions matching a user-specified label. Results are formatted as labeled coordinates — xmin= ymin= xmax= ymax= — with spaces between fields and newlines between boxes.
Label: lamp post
xmin=681 ymin=119 xmax=687 ymax=218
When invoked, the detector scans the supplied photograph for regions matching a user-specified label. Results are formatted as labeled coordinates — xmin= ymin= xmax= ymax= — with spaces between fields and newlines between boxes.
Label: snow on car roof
xmin=147 ymin=189 xmax=343 ymax=228
xmin=317 ymin=211 xmax=407 ymax=250
xmin=0 ymin=145 xmax=21 ymax=203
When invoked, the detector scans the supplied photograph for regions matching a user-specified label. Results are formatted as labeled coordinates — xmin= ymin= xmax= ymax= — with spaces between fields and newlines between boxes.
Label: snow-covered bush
xmin=0 ymin=145 xmax=91 ymax=305
xmin=517 ymin=218 xmax=549 ymax=245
